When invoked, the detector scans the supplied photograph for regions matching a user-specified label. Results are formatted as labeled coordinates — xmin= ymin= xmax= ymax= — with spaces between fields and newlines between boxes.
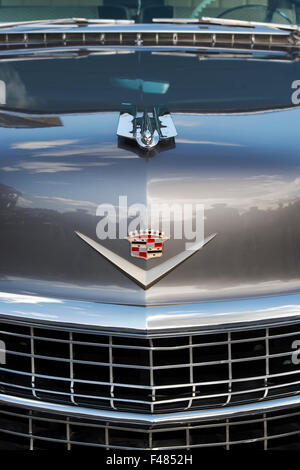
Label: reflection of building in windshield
xmin=0 ymin=112 xmax=62 ymax=128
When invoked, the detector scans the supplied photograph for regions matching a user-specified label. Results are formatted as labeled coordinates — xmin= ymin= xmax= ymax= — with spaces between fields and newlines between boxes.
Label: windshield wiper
xmin=0 ymin=17 xmax=135 ymax=29
xmin=153 ymin=16 xmax=300 ymax=32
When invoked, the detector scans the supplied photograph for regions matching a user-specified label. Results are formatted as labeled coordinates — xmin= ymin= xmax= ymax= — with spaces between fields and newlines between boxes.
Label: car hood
xmin=0 ymin=48 xmax=299 ymax=307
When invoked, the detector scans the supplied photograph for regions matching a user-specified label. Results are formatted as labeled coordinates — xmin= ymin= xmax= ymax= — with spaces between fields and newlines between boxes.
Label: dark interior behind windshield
xmin=0 ymin=0 xmax=300 ymax=25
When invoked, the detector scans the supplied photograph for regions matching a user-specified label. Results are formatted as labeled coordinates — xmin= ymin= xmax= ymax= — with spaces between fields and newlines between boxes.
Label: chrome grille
xmin=1 ymin=321 xmax=300 ymax=413
xmin=0 ymin=30 xmax=293 ymax=51
xmin=0 ymin=405 xmax=300 ymax=450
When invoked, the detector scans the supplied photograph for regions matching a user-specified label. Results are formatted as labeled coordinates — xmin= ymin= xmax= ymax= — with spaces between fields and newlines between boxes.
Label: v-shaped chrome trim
xmin=75 ymin=231 xmax=217 ymax=290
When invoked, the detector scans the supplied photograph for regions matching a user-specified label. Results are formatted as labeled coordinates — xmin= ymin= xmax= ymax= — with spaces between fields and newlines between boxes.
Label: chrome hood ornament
xmin=117 ymin=103 xmax=177 ymax=150
xmin=126 ymin=229 xmax=169 ymax=260
xmin=75 ymin=231 xmax=217 ymax=290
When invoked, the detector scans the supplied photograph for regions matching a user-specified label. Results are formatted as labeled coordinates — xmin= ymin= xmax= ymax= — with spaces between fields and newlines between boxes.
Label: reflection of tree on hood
xmin=0 ymin=183 xmax=21 ymax=209
xmin=0 ymin=113 xmax=62 ymax=129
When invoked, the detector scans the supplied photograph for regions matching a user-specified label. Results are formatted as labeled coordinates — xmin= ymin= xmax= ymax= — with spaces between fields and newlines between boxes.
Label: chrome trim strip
xmin=0 ymin=291 xmax=300 ymax=335
xmin=0 ymin=23 xmax=289 ymax=35
xmin=1 ymin=393 xmax=300 ymax=425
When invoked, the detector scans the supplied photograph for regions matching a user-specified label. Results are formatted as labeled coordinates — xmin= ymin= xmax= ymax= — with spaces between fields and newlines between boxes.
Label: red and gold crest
xmin=126 ymin=230 xmax=169 ymax=260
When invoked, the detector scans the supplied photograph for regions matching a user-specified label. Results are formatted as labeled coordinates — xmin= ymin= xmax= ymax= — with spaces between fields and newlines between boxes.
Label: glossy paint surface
xmin=0 ymin=48 xmax=299 ymax=306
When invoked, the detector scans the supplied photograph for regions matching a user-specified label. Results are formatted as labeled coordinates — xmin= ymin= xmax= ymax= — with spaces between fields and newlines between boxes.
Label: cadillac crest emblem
xmin=126 ymin=229 xmax=169 ymax=260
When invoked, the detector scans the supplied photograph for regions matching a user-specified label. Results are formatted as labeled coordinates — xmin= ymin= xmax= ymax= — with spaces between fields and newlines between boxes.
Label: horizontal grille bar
xmin=1 ymin=364 xmax=300 ymax=390
xmin=3 ymin=345 xmax=297 ymax=368
xmin=1 ymin=378 xmax=300 ymax=407
xmin=2 ymin=326 xmax=300 ymax=348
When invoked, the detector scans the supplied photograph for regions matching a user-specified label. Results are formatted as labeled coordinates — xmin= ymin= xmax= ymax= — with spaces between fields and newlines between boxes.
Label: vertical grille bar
xmin=69 ymin=332 xmax=76 ymax=405
xmin=186 ymin=425 xmax=190 ymax=450
xmin=225 ymin=332 xmax=232 ymax=405
xmin=149 ymin=428 xmax=153 ymax=450
xmin=66 ymin=416 xmax=71 ymax=451
xmin=109 ymin=336 xmax=116 ymax=410
xmin=263 ymin=328 xmax=270 ymax=400
xmin=149 ymin=339 xmax=155 ymax=413
xmin=30 ymin=327 xmax=37 ymax=399
xmin=29 ymin=409 xmax=33 ymax=450
xmin=105 ymin=421 xmax=109 ymax=450
xmin=185 ymin=336 xmax=195 ymax=410
xmin=226 ymin=418 xmax=230 ymax=450
xmin=263 ymin=413 xmax=268 ymax=450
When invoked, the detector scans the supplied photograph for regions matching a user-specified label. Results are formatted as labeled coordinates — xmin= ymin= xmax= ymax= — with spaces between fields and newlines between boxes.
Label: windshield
xmin=0 ymin=50 xmax=298 ymax=114
xmin=0 ymin=1 xmax=299 ymax=26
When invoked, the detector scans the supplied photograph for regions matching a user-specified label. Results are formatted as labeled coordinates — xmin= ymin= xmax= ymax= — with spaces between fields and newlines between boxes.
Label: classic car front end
xmin=0 ymin=0 xmax=300 ymax=451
